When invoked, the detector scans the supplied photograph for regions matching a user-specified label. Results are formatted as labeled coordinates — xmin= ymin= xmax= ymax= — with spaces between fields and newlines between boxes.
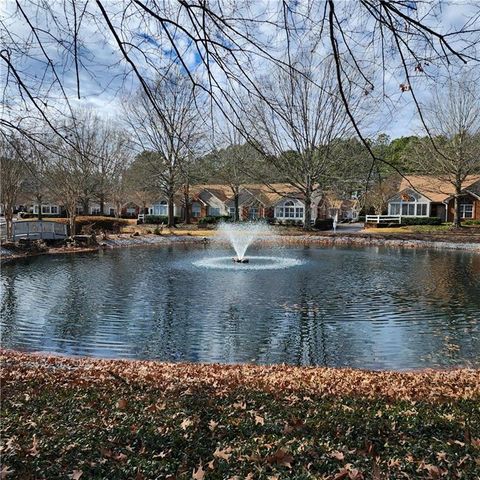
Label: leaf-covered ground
xmin=1 ymin=351 xmax=479 ymax=479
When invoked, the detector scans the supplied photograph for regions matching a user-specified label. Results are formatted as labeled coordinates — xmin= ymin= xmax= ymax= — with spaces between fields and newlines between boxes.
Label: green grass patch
xmin=1 ymin=355 xmax=479 ymax=479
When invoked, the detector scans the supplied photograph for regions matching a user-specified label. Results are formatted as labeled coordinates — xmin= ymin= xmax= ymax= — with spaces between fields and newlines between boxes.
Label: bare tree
xmin=125 ymin=71 xmax=203 ymax=227
xmin=0 ymin=136 xmax=26 ymax=239
xmin=2 ymin=0 xmax=478 ymax=179
xmin=94 ymin=125 xmax=132 ymax=215
xmin=412 ymin=75 xmax=480 ymax=227
xmin=248 ymin=57 xmax=358 ymax=228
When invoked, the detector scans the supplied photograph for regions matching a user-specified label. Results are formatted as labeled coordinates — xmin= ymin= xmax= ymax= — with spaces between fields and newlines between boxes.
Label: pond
xmin=1 ymin=244 xmax=479 ymax=370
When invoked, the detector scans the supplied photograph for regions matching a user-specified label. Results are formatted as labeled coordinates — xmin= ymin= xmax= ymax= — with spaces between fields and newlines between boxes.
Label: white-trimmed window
xmin=228 ymin=206 xmax=236 ymax=218
xmin=153 ymin=201 xmax=167 ymax=216
xmin=90 ymin=206 xmax=101 ymax=215
xmin=209 ymin=207 xmax=221 ymax=217
xmin=50 ymin=206 xmax=59 ymax=214
xmin=276 ymin=201 xmax=304 ymax=219
xmin=126 ymin=207 xmax=137 ymax=215
xmin=248 ymin=207 xmax=259 ymax=219
xmin=389 ymin=199 xmax=428 ymax=217
xmin=192 ymin=203 xmax=202 ymax=218
xmin=460 ymin=203 xmax=473 ymax=218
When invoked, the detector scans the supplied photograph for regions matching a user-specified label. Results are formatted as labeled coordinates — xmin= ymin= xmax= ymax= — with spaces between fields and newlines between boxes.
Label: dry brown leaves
xmin=1 ymin=349 xmax=479 ymax=402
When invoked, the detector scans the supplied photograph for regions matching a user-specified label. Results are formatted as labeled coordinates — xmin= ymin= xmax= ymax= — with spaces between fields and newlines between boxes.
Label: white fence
xmin=11 ymin=221 xmax=68 ymax=241
xmin=365 ymin=215 xmax=402 ymax=224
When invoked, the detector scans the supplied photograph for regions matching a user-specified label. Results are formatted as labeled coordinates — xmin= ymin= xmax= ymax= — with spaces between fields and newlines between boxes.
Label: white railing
xmin=365 ymin=215 xmax=401 ymax=224
xmin=137 ymin=213 xmax=145 ymax=223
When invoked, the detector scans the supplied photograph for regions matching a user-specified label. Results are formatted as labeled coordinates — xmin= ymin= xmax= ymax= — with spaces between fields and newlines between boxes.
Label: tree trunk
xmin=36 ymin=195 xmax=43 ymax=220
xmin=453 ymin=192 xmax=462 ymax=228
xmin=81 ymin=198 xmax=89 ymax=216
xmin=68 ymin=210 xmax=76 ymax=236
xmin=99 ymin=194 xmax=105 ymax=216
xmin=168 ymin=191 xmax=175 ymax=227
xmin=304 ymin=193 xmax=312 ymax=230
xmin=5 ymin=207 xmax=13 ymax=240
xmin=183 ymin=184 xmax=191 ymax=224
xmin=234 ymin=194 xmax=240 ymax=222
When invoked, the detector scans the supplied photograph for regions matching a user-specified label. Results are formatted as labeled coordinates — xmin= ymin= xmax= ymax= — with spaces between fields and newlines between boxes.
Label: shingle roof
xmin=397 ymin=175 xmax=480 ymax=202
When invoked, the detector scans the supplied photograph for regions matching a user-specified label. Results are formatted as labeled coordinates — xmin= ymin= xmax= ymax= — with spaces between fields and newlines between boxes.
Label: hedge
xmin=140 ymin=215 xmax=181 ymax=225
xmin=401 ymin=217 xmax=442 ymax=226
xmin=75 ymin=217 xmax=130 ymax=234
xmin=198 ymin=215 xmax=231 ymax=225
xmin=315 ymin=218 xmax=334 ymax=230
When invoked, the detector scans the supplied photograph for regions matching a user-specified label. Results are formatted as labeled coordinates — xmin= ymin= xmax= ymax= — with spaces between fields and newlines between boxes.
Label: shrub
xmin=198 ymin=215 xmax=230 ymax=225
xmin=401 ymin=217 xmax=442 ymax=226
xmin=463 ymin=219 xmax=480 ymax=225
xmin=142 ymin=215 xmax=180 ymax=225
xmin=357 ymin=216 xmax=366 ymax=223
xmin=76 ymin=217 xmax=130 ymax=234
xmin=314 ymin=218 xmax=334 ymax=230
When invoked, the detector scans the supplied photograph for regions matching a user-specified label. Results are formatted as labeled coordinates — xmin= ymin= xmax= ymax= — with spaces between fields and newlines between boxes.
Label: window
xmin=389 ymin=200 xmax=428 ymax=216
xmin=248 ymin=207 xmax=258 ymax=220
xmin=192 ymin=203 xmax=202 ymax=218
xmin=154 ymin=201 xmax=168 ymax=216
xmin=91 ymin=206 xmax=101 ymax=215
xmin=126 ymin=207 xmax=136 ymax=215
xmin=276 ymin=201 xmax=304 ymax=219
xmin=109 ymin=208 xmax=115 ymax=216
xmin=228 ymin=207 xmax=236 ymax=218
xmin=76 ymin=206 xmax=83 ymax=214
xmin=416 ymin=203 xmax=427 ymax=216
xmin=460 ymin=203 xmax=473 ymax=218
xmin=51 ymin=206 xmax=59 ymax=214
xmin=209 ymin=207 xmax=221 ymax=216
xmin=41 ymin=205 xmax=50 ymax=214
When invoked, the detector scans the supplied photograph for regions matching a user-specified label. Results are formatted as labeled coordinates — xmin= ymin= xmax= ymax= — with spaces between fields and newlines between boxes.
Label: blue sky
xmin=1 ymin=0 xmax=479 ymax=141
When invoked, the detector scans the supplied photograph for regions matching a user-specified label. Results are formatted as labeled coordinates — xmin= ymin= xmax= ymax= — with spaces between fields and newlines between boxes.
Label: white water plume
xmin=216 ymin=222 xmax=273 ymax=260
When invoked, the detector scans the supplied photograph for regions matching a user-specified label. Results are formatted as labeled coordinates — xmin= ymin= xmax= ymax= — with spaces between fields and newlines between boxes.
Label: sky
xmin=1 ymin=0 xmax=479 ymax=142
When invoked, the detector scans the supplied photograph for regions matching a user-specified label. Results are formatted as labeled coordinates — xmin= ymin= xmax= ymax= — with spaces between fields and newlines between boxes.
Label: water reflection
xmin=1 ymin=245 xmax=479 ymax=370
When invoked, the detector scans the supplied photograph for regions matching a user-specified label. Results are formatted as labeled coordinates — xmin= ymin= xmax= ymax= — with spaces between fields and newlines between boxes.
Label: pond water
xmin=1 ymin=245 xmax=479 ymax=370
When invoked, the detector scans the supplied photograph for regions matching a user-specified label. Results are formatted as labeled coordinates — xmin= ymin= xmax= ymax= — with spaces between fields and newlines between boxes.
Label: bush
xmin=314 ymin=218 xmax=334 ymax=230
xmin=76 ymin=217 xmax=130 ymax=234
xmin=198 ymin=215 xmax=230 ymax=225
xmin=141 ymin=215 xmax=180 ymax=225
xmin=357 ymin=216 xmax=366 ymax=223
xmin=463 ymin=219 xmax=480 ymax=225
xmin=401 ymin=217 xmax=442 ymax=226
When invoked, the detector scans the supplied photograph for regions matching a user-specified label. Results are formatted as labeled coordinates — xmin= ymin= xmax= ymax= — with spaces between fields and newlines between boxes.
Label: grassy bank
xmin=1 ymin=352 xmax=479 ymax=479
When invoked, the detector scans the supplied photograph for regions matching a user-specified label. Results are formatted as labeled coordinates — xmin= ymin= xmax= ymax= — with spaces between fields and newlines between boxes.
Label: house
xmin=148 ymin=199 xmax=182 ymax=218
xmin=387 ymin=175 xmax=480 ymax=221
xmin=225 ymin=186 xmax=274 ymax=220
xmin=223 ymin=184 xmax=322 ymax=224
xmin=189 ymin=185 xmax=232 ymax=220
xmin=316 ymin=192 xmax=360 ymax=222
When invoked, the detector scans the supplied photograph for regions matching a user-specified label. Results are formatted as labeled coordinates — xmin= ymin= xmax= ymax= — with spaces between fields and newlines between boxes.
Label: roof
xmin=396 ymin=175 xmax=480 ymax=203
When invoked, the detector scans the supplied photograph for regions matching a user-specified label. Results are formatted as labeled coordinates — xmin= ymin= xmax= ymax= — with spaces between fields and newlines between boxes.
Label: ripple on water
xmin=192 ymin=255 xmax=305 ymax=270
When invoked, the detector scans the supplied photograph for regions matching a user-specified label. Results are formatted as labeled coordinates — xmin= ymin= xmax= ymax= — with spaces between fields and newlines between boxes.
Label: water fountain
xmin=216 ymin=222 xmax=272 ymax=263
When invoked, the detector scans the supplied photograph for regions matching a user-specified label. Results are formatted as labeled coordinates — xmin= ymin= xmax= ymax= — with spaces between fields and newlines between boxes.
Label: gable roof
xmin=396 ymin=175 xmax=480 ymax=203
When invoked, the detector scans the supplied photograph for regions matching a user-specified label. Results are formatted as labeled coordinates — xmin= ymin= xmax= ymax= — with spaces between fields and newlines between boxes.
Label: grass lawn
xmin=1 ymin=351 xmax=479 ymax=479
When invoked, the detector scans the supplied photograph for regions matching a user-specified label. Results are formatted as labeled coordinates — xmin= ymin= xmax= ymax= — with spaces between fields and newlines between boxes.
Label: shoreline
xmin=2 ymin=230 xmax=480 ymax=263
xmin=2 ymin=350 xmax=479 ymax=478
xmin=2 ymin=349 xmax=479 ymax=400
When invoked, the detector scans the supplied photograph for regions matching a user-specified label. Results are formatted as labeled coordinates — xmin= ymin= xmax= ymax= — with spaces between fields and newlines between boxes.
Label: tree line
xmin=2 ymin=68 xmax=480 ymax=238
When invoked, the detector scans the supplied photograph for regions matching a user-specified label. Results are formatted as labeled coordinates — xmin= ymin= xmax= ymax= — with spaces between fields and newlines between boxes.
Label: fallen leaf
xmin=266 ymin=448 xmax=293 ymax=468
xmin=116 ymin=398 xmax=128 ymax=410
xmin=331 ymin=451 xmax=345 ymax=461
xmin=214 ymin=446 xmax=232 ymax=461
xmin=181 ymin=418 xmax=193 ymax=430
xmin=208 ymin=420 xmax=218 ymax=431
xmin=28 ymin=435 xmax=39 ymax=456
xmin=254 ymin=414 xmax=265 ymax=426
xmin=0 ymin=466 xmax=14 ymax=479
xmin=192 ymin=464 xmax=205 ymax=480
xmin=69 ymin=470 xmax=83 ymax=480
